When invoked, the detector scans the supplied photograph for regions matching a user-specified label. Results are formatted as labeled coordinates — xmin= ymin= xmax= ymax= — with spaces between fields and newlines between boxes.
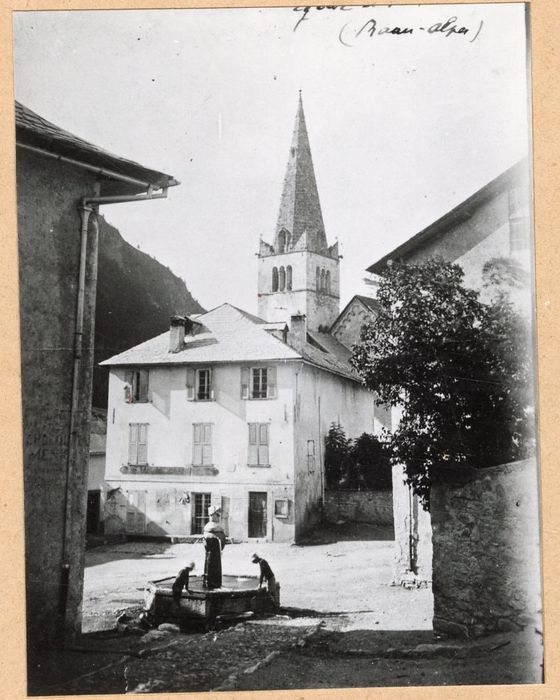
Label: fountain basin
xmin=144 ymin=574 xmax=279 ymax=626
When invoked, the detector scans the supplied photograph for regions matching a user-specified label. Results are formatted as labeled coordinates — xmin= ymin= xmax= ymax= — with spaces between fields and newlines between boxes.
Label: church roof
xmin=101 ymin=303 xmax=360 ymax=382
xmin=274 ymin=94 xmax=328 ymax=253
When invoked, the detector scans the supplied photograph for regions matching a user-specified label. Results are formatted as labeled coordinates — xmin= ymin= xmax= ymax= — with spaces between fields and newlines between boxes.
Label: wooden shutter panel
xmin=125 ymin=371 xmax=134 ymax=403
xmin=137 ymin=424 xmax=148 ymax=464
xmin=248 ymin=423 xmax=258 ymax=465
xmin=208 ymin=368 xmax=214 ymax=400
xmin=128 ymin=424 xmax=138 ymax=464
xmin=186 ymin=368 xmax=195 ymax=400
xmin=193 ymin=424 xmax=202 ymax=465
xmin=267 ymin=366 xmax=277 ymax=398
xmin=241 ymin=367 xmax=250 ymax=399
xmin=259 ymin=424 xmax=269 ymax=465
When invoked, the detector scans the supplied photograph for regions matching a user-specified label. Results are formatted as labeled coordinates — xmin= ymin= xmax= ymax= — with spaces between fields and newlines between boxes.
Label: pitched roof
xmin=101 ymin=303 xmax=360 ymax=382
xmin=15 ymin=101 xmax=177 ymax=195
xmin=274 ymin=94 xmax=327 ymax=253
xmin=367 ymin=159 xmax=528 ymax=274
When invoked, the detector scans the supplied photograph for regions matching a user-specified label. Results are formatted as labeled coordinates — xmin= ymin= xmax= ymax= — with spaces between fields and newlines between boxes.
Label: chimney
xmin=169 ymin=315 xmax=187 ymax=353
xmin=289 ymin=313 xmax=307 ymax=351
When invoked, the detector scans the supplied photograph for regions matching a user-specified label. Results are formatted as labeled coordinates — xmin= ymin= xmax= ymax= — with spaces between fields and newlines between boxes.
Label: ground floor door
xmin=86 ymin=490 xmax=101 ymax=534
xmin=192 ymin=492 xmax=211 ymax=534
xmin=248 ymin=491 xmax=267 ymax=538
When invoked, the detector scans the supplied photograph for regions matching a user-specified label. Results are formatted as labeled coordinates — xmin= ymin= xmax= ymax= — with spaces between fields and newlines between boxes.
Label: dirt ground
xmin=27 ymin=524 xmax=543 ymax=694
xmin=82 ymin=523 xmax=431 ymax=634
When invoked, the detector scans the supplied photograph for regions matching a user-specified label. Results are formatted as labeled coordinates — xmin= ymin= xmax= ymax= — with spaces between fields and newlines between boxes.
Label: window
xmin=192 ymin=492 xmax=211 ymax=534
xmin=279 ymin=266 xmax=286 ymax=291
xmin=272 ymin=267 xmax=279 ymax=292
xmin=252 ymin=368 xmax=268 ymax=399
xmin=274 ymin=499 xmax=289 ymax=518
xmin=325 ymin=270 xmax=331 ymax=294
xmin=248 ymin=423 xmax=270 ymax=466
xmin=128 ymin=423 xmax=148 ymax=465
xmin=286 ymin=265 xmax=292 ymax=290
xmin=241 ymin=366 xmax=277 ymax=399
xmin=125 ymin=369 xmax=149 ymax=403
xmin=193 ymin=423 xmax=213 ymax=466
xmin=307 ymin=439 xmax=316 ymax=473
xmin=278 ymin=231 xmax=286 ymax=254
xmin=320 ymin=269 xmax=326 ymax=292
xmin=316 ymin=266 xmax=320 ymax=291
xmin=186 ymin=367 xmax=214 ymax=400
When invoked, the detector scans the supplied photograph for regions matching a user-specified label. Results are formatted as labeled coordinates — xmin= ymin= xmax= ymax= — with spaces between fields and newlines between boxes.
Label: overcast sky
xmin=13 ymin=4 xmax=530 ymax=313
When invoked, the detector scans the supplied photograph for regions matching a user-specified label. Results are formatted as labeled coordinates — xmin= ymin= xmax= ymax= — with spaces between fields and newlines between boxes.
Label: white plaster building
xmin=101 ymin=96 xmax=379 ymax=542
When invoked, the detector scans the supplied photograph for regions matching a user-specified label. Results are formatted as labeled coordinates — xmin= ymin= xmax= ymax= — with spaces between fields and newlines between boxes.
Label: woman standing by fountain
xmin=203 ymin=505 xmax=226 ymax=589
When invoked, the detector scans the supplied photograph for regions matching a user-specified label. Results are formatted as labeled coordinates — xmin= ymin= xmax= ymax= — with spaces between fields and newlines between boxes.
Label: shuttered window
xmin=248 ymin=423 xmax=270 ymax=466
xmin=193 ymin=423 xmax=213 ymax=466
xmin=128 ymin=423 xmax=148 ymax=465
xmin=124 ymin=370 xmax=149 ymax=403
xmin=242 ymin=366 xmax=277 ymax=399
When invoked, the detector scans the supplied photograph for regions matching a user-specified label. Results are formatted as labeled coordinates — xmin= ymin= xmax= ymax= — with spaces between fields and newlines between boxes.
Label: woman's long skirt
xmin=203 ymin=537 xmax=222 ymax=589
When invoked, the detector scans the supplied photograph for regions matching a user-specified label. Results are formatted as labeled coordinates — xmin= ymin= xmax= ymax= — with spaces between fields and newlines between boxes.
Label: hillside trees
xmin=351 ymin=257 xmax=535 ymax=508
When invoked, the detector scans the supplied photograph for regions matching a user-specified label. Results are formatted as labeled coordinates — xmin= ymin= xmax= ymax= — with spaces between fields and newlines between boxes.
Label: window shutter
xmin=124 ymin=371 xmax=134 ymax=403
xmin=128 ymin=424 xmax=138 ymax=464
xmin=204 ymin=424 xmax=213 ymax=443
xmin=241 ymin=367 xmax=250 ymax=399
xmin=267 ymin=366 xmax=277 ymax=398
xmin=193 ymin=424 xmax=202 ymax=465
xmin=259 ymin=442 xmax=269 ymax=466
xmin=248 ymin=423 xmax=258 ymax=465
xmin=202 ymin=444 xmax=212 ymax=465
xmin=259 ymin=424 xmax=269 ymax=465
xmin=207 ymin=368 xmax=213 ymax=399
xmin=137 ymin=424 xmax=148 ymax=464
xmin=186 ymin=368 xmax=195 ymax=400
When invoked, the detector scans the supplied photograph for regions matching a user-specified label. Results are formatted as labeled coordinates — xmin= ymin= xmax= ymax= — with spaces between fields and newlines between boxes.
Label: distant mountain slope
xmin=93 ymin=216 xmax=205 ymax=407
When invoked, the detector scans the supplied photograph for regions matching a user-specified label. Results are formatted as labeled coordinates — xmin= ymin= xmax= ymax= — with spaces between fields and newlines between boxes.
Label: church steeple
xmin=274 ymin=93 xmax=327 ymax=254
xmin=258 ymin=94 xmax=340 ymax=332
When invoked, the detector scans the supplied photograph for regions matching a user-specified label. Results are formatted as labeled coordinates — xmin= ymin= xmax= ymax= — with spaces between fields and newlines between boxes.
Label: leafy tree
xmin=351 ymin=433 xmax=393 ymax=490
xmin=351 ymin=257 xmax=534 ymax=509
xmin=324 ymin=423 xmax=350 ymax=488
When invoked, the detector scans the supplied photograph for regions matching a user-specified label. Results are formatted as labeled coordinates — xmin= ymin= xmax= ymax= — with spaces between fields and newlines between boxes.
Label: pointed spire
xmin=274 ymin=94 xmax=327 ymax=253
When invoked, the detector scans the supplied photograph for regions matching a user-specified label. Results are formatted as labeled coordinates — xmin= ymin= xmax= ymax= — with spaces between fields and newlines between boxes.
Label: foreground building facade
xmin=16 ymin=101 xmax=178 ymax=654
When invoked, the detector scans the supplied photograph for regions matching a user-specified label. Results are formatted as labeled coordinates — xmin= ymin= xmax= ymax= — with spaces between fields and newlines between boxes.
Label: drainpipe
xmin=59 ymin=200 xmax=96 ymax=637
xmin=59 ymin=179 xmax=177 ymax=638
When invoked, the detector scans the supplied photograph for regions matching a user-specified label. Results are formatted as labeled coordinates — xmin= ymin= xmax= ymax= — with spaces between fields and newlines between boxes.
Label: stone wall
xmin=17 ymin=148 xmax=98 ymax=645
xmin=431 ymin=458 xmax=542 ymax=638
xmin=323 ymin=489 xmax=393 ymax=526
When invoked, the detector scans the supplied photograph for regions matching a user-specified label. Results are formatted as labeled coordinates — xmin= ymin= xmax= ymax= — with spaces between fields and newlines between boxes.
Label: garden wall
xmin=323 ymin=490 xmax=393 ymax=527
xmin=431 ymin=458 xmax=542 ymax=638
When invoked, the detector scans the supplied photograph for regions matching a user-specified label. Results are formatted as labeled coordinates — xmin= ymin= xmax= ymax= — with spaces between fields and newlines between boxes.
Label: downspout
xmin=59 ymin=181 xmax=176 ymax=637
xmin=59 ymin=200 xmax=96 ymax=637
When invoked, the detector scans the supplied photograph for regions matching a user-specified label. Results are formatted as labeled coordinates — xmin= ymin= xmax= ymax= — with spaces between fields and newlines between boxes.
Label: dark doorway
xmin=86 ymin=491 xmax=101 ymax=535
xmin=248 ymin=491 xmax=267 ymax=538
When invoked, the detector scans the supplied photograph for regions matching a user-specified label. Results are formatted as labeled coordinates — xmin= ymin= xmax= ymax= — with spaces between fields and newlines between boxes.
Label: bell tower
xmin=257 ymin=93 xmax=340 ymax=332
